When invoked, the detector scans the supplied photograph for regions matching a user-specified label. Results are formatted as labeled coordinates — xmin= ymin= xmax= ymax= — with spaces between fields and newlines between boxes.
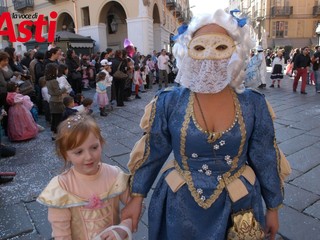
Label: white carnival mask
xmin=188 ymin=33 xmax=236 ymax=60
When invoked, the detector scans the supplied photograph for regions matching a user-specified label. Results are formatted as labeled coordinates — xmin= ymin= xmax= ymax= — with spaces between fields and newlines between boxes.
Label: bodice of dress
xmin=163 ymin=89 xmax=251 ymax=208
xmin=37 ymin=164 xmax=130 ymax=240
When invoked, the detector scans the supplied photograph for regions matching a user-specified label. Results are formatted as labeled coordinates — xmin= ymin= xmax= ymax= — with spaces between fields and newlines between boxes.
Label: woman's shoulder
xmin=154 ymin=87 xmax=190 ymax=111
xmin=237 ymin=88 xmax=266 ymax=105
xmin=157 ymin=86 xmax=189 ymax=100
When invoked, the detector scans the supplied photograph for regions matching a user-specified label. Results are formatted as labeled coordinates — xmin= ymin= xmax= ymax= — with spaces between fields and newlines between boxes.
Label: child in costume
xmin=95 ymin=71 xmax=109 ymax=117
xmin=122 ymin=9 xmax=284 ymax=240
xmin=100 ymin=59 xmax=113 ymax=111
xmin=133 ymin=65 xmax=142 ymax=99
xmin=270 ymin=50 xmax=285 ymax=88
xmin=6 ymin=82 xmax=38 ymax=141
xmin=37 ymin=115 xmax=132 ymax=240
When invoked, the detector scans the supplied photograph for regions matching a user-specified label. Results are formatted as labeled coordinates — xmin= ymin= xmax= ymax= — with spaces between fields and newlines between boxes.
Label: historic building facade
xmin=0 ymin=0 xmax=192 ymax=54
xmin=229 ymin=0 xmax=320 ymax=49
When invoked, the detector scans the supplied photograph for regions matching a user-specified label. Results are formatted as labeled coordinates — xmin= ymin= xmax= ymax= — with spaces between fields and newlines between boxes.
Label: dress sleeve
xmin=48 ymin=207 xmax=72 ymax=240
xmin=128 ymin=94 xmax=173 ymax=197
xmin=247 ymin=94 xmax=283 ymax=209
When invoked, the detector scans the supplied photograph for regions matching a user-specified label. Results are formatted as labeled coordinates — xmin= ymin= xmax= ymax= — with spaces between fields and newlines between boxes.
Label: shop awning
xmin=273 ymin=38 xmax=292 ymax=47
xmin=273 ymin=38 xmax=315 ymax=48
xmin=290 ymin=38 xmax=312 ymax=48
xmin=69 ymin=42 xmax=94 ymax=48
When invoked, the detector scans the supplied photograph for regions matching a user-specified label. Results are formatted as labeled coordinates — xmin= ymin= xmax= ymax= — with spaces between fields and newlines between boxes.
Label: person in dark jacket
xmin=62 ymin=96 xmax=78 ymax=121
xmin=110 ymin=50 xmax=128 ymax=107
xmin=65 ymin=49 xmax=82 ymax=94
xmin=293 ymin=47 xmax=311 ymax=94
xmin=0 ymin=51 xmax=16 ymax=162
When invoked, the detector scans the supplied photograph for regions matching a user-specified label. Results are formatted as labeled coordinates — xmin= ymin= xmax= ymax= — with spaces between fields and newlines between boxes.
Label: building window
xmin=272 ymin=21 xmax=288 ymax=37
xmin=82 ymin=7 xmax=90 ymax=26
xmin=273 ymin=0 xmax=289 ymax=6
xmin=297 ymin=20 xmax=304 ymax=37
xmin=314 ymin=20 xmax=320 ymax=37
xmin=43 ymin=16 xmax=48 ymax=34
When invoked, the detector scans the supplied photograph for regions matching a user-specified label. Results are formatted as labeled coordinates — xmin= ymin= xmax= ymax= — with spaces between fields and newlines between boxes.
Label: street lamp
xmin=110 ymin=17 xmax=118 ymax=33
xmin=316 ymin=22 xmax=320 ymax=46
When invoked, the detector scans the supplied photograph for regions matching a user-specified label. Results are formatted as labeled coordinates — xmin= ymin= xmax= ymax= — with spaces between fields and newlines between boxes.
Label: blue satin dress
xmin=129 ymin=87 xmax=283 ymax=240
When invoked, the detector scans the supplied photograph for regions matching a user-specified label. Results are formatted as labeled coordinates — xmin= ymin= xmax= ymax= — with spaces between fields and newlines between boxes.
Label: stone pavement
xmin=0 ymin=69 xmax=320 ymax=240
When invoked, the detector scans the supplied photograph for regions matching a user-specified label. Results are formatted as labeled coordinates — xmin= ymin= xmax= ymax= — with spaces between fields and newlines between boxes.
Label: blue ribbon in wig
xmin=171 ymin=24 xmax=188 ymax=41
xmin=230 ymin=9 xmax=247 ymax=27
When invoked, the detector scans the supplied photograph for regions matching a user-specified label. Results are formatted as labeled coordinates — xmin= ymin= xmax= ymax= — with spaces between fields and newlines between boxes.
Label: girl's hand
xmin=121 ymin=196 xmax=143 ymax=232
xmin=265 ymin=209 xmax=279 ymax=240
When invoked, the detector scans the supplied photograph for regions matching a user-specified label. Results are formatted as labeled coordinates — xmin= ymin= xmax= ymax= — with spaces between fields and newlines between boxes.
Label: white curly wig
xmin=172 ymin=9 xmax=255 ymax=93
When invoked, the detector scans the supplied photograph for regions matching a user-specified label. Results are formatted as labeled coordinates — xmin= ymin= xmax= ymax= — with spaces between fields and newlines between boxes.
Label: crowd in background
xmin=0 ymin=43 xmax=178 ymax=158
xmin=245 ymin=45 xmax=320 ymax=94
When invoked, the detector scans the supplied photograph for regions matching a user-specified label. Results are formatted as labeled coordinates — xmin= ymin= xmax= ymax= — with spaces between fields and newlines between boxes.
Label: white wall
xmin=127 ymin=17 xmax=154 ymax=55
xmin=78 ymin=23 xmax=107 ymax=52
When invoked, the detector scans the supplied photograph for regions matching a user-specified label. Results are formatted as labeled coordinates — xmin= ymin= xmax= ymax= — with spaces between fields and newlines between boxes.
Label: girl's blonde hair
xmin=56 ymin=115 xmax=105 ymax=161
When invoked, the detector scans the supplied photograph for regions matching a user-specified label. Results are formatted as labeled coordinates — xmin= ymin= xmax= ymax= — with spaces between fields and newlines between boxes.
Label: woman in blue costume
xmin=122 ymin=9 xmax=284 ymax=240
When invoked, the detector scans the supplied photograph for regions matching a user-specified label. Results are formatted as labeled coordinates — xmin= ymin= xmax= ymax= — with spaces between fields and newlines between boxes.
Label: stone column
xmin=126 ymin=17 xmax=153 ymax=55
xmin=78 ymin=23 xmax=107 ymax=52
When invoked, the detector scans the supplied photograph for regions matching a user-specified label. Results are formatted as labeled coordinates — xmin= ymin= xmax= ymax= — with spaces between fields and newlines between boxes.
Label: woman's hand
xmin=265 ymin=209 xmax=279 ymax=240
xmin=121 ymin=196 xmax=143 ymax=233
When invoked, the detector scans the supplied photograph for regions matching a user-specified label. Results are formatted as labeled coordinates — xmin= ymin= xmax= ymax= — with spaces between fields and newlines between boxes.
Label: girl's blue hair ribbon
xmin=171 ymin=24 xmax=188 ymax=41
xmin=230 ymin=9 xmax=247 ymax=28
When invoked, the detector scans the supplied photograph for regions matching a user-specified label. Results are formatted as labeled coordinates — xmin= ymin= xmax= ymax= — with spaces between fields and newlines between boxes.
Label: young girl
xmin=270 ymin=50 xmax=285 ymax=88
xmin=57 ymin=64 xmax=74 ymax=97
xmin=95 ymin=71 xmax=108 ymax=116
xmin=133 ymin=65 xmax=142 ymax=99
xmin=6 ymin=82 xmax=38 ymax=141
xmin=140 ymin=66 xmax=147 ymax=91
xmin=37 ymin=115 xmax=132 ymax=240
xmin=46 ymin=63 xmax=67 ymax=140
xmin=39 ymin=77 xmax=51 ymax=124
xmin=100 ymin=60 xmax=113 ymax=111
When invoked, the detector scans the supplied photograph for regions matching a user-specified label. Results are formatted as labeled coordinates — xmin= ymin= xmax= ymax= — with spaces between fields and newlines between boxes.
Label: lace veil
xmin=172 ymin=9 xmax=255 ymax=93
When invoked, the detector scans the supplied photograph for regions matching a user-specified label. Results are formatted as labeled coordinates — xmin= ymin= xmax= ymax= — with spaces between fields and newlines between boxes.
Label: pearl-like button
xmin=192 ymin=153 xmax=198 ymax=158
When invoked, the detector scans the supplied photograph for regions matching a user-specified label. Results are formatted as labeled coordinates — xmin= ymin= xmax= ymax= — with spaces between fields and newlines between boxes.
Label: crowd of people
xmin=245 ymin=45 xmax=320 ymax=94
xmin=0 ymin=42 xmax=178 ymax=147
xmin=0 ymin=40 xmax=178 ymax=188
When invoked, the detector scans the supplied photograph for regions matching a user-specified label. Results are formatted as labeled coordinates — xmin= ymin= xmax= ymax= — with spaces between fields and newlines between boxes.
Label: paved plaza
xmin=0 ymin=69 xmax=320 ymax=240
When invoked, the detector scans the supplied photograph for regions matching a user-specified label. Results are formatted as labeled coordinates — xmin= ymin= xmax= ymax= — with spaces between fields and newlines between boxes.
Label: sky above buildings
xmin=189 ymin=0 xmax=229 ymax=15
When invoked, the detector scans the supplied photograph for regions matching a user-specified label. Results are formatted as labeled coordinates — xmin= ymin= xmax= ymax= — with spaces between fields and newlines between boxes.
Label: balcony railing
xmin=13 ymin=0 xmax=34 ymax=11
xmin=271 ymin=6 xmax=293 ymax=17
xmin=253 ymin=10 xmax=264 ymax=20
xmin=166 ymin=0 xmax=177 ymax=11
xmin=0 ymin=6 xmax=8 ymax=15
xmin=313 ymin=5 xmax=320 ymax=16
